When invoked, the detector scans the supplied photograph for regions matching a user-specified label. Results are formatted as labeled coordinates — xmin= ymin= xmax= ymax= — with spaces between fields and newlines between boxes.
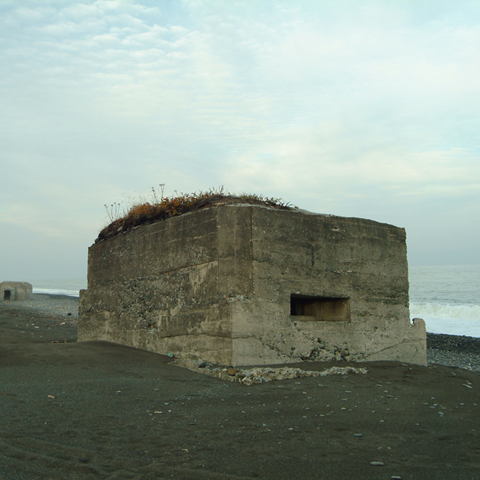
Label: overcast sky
xmin=1 ymin=0 xmax=479 ymax=281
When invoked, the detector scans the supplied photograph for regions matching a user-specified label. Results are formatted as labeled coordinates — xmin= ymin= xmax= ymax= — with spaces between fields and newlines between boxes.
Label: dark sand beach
xmin=1 ymin=295 xmax=479 ymax=479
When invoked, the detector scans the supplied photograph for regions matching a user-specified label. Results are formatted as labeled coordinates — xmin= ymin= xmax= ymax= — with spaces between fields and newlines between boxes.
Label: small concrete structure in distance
xmin=79 ymin=204 xmax=426 ymax=366
xmin=1 ymin=281 xmax=33 ymax=301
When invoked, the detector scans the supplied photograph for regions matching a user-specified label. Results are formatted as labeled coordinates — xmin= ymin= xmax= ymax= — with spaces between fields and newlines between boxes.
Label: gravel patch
xmin=1 ymin=293 xmax=79 ymax=320
xmin=427 ymin=332 xmax=480 ymax=372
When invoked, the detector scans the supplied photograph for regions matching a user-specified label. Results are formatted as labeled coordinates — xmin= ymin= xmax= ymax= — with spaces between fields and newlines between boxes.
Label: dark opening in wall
xmin=290 ymin=294 xmax=350 ymax=322
xmin=4 ymin=290 xmax=11 ymax=301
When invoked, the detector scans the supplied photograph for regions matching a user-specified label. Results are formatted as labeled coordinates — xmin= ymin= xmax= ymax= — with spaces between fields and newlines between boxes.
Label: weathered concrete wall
xmin=79 ymin=205 xmax=426 ymax=366
xmin=229 ymin=208 xmax=425 ymax=365
xmin=0 ymin=282 xmax=33 ymax=301
xmin=79 ymin=208 xmax=234 ymax=364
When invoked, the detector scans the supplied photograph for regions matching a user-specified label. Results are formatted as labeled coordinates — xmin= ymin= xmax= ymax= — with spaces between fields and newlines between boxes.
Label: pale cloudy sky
xmin=1 ymin=0 xmax=479 ymax=281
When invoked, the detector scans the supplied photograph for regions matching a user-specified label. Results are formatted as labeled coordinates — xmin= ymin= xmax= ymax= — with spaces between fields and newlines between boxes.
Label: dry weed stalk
xmin=97 ymin=187 xmax=294 ymax=243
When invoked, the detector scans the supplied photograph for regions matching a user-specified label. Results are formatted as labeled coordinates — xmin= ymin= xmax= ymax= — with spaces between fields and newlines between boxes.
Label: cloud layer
xmin=1 ymin=0 xmax=479 ymax=278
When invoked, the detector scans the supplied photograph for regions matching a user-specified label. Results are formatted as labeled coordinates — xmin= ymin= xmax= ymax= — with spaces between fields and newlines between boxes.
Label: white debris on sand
xmin=174 ymin=359 xmax=368 ymax=385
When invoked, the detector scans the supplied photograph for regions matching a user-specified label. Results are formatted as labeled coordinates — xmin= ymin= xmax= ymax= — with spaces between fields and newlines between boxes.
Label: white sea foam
xmin=32 ymin=287 xmax=81 ymax=298
xmin=419 ymin=318 xmax=480 ymax=338
xmin=410 ymin=302 xmax=480 ymax=321
xmin=32 ymin=278 xmax=86 ymax=298
xmin=410 ymin=302 xmax=480 ymax=338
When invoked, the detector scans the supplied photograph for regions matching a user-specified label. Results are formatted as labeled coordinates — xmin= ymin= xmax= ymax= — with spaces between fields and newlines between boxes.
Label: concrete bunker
xmin=0 ymin=282 xmax=33 ymax=302
xmin=79 ymin=202 xmax=426 ymax=366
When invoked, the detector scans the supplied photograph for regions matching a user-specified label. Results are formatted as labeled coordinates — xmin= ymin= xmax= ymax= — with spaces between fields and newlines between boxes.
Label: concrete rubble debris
xmin=174 ymin=359 xmax=368 ymax=385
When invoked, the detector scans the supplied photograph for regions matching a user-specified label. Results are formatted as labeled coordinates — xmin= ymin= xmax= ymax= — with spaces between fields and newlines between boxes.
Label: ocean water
xmin=30 ymin=264 xmax=480 ymax=338
xmin=409 ymin=264 xmax=480 ymax=338
xmin=32 ymin=278 xmax=87 ymax=297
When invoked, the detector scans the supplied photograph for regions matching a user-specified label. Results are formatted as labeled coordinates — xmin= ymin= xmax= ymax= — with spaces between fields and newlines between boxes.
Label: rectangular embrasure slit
xmin=290 ymin=294 xmax=351 ymax=322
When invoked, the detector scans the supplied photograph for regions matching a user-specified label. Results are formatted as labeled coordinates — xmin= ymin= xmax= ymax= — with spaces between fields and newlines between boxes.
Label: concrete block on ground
xmin=79 ymin=204 xmax=426 ymax=366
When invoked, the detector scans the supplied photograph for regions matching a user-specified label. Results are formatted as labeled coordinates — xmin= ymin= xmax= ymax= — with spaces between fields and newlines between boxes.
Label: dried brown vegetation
xmin=96 ymin=188 xmax=294 ymax=243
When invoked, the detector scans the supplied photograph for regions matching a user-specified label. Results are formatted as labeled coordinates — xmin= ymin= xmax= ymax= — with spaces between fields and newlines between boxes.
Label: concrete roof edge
xmin=223 ymin=203 xmax=402 ymax=230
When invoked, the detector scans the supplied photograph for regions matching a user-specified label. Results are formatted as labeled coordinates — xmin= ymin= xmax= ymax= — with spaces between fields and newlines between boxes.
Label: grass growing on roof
xmin=97 ymin=187 xmax=295 ymax=243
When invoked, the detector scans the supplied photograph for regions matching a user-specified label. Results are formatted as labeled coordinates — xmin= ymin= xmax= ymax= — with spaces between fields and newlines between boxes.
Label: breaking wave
xmin=410 ymin=302 xmax=480 ymax=322
xmin=410 ymin=302 xmax=480 ymax=338
xmin=32 ymin=287 xmax=80 ymax=298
